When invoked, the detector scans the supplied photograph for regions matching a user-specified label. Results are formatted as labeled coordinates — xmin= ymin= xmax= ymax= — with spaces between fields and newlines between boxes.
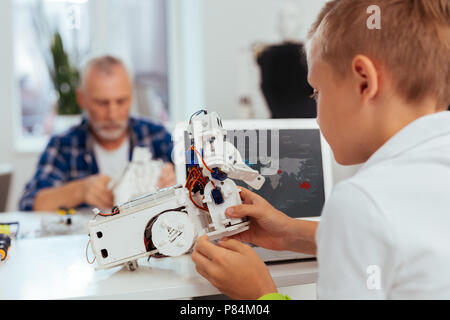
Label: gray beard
xmin=90 ymin=121 xmax=128 ymax=141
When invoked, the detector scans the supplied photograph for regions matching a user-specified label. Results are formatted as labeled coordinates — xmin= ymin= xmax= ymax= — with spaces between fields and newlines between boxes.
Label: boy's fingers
xmin=195 ymin=235 xmax=229 ymax=261
xmin=192 ymin=249 xmax=212 ymax=270
xmin=218 ymin=239 xmax=248 ymax=253
xmin=226 ymin=204 xmax=262 ymax=219
xmin=192 ymin=250 xmax=221 ymax=281
xmin=227 ymin=230 xmax=251 ymax=243
xmin=238 ymin=187 xmax=258 ymax=204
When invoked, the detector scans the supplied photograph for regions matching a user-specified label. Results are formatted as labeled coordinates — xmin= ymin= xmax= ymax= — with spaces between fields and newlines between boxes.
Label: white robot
xmin=87 ymin=110 xmax=265 ymax=271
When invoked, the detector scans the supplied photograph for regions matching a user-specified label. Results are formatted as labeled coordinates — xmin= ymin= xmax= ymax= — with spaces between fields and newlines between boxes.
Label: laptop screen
xmin=183 ymin=128 xmax=325 ymax=218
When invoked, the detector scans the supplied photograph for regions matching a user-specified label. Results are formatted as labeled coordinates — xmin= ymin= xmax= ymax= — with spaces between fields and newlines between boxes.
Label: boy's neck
xmin=369 ymin=96 xmax=441 ymax=159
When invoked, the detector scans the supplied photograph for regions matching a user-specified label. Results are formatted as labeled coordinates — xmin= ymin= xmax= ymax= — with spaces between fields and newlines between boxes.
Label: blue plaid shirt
xmin=19 ymin=116 xmax=173 ymax=211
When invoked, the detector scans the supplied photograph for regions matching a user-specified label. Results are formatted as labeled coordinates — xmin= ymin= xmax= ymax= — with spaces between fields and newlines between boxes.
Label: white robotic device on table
xmin=87 ymin=110 xmax=265 ymax=271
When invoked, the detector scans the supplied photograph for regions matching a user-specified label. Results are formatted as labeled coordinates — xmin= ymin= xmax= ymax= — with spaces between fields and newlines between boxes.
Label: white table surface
xmin=0 ymin=212 xmax=318 ymax=300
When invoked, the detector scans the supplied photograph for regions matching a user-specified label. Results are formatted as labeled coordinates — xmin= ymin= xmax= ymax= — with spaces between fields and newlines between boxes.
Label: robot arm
xmin=219 ymin=140 xmax=265 ymax=189
xmin=188 ymin=110 xmax=265 ymax=189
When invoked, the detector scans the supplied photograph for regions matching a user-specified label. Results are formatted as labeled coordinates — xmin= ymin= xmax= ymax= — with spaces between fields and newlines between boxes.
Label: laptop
xmin=172 ymin=118 xmax=333 ymax=262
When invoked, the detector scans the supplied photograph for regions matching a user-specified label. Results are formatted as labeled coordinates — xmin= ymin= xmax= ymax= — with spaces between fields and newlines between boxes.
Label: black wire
xmin=189 ymin=109 xmax=207 ymax=124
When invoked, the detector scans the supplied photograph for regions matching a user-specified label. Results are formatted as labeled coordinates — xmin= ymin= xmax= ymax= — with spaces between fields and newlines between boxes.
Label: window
xmin=14 ymin=0 xmax=91 ymax=139
xmin=13 ymin=0 xmax=169 ymax=149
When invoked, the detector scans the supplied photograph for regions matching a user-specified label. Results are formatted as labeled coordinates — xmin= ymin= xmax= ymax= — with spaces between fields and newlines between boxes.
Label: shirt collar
xmin=361 ymin=111 xmax=450 ymax=170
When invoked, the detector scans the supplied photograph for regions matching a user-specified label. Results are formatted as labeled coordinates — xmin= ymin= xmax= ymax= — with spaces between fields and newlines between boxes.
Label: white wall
xmin=0 ymin=0 xmax=14 ymax=164
xmin=199 ymin=0 xmax=329 ymax=120
xmin=167 ymin=0 xmax=331 ymax=121
xmin=89 ymin=0 xmax=168 ymax=77
xmin=167 ymin=0 xmax=205 ymax=123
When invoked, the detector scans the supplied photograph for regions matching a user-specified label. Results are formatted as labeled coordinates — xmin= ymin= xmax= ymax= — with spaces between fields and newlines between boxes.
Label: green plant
xmin=50 ymin=32 xmax=81 ymax=115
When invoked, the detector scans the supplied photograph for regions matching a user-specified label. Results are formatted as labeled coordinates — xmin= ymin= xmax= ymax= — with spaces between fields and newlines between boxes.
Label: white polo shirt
xmin=316 ymin=111 xmax=450 ymax=299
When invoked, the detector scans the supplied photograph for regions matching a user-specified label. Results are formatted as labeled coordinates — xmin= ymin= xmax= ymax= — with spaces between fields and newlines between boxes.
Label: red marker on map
xmin=299 ymin=182 xmax=311 ymax=190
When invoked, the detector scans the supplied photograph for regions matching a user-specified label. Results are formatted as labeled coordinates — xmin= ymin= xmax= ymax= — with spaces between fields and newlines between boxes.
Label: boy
xmin=191 ymin=0 xmax=450 ymax=299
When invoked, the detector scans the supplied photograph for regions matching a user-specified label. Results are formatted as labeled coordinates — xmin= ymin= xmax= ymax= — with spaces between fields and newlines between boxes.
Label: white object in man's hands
xmin=112 ymin=147 xmax=164 ymax=205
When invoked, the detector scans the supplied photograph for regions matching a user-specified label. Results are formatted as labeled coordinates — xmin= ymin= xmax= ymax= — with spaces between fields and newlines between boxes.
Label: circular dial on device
xmin=151 ymin=211 xmax=197 ymax=257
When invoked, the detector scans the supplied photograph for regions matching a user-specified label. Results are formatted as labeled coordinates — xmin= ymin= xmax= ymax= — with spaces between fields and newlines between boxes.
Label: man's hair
xmin=80 ymin=55 xmax=129 ymax=88
xmin=307 ymin=0 xmax=450 ymax=108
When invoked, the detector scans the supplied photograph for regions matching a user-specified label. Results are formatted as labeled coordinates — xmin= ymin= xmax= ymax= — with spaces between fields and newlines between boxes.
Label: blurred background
xmin=0 ymin=0 xmax=360 ymax=214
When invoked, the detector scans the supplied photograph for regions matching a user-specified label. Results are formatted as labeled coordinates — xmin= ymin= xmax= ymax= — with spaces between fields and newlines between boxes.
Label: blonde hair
xmin=308 ymin=0 xmax=450 ymax=108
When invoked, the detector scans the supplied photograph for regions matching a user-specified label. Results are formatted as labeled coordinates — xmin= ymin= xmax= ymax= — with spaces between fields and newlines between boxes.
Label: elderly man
xmin=19 ymin=55 xmax=175 ymax=212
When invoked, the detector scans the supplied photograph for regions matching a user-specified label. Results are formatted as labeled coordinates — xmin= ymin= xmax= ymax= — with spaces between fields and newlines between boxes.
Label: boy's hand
xmin=192 ymin=235 xmax=277 ymax=300
xmin=225 ymin=187 xmax=294 ymax=251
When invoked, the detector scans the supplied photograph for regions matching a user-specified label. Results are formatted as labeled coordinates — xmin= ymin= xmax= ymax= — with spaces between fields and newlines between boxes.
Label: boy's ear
xmin=351 ymin=55 xmax=379 ymax=105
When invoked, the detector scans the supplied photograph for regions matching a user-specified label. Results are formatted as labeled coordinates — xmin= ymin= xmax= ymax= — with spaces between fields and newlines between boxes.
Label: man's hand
xmin=33 ymin=174 xmax=114 ymax=211
xmin=192 ymin=235 xmax=277 ymax=300
xmin=82 ymin=174 xmax=114 ymax=209
xmin=157 ymin=163 xmax=176 ymax=189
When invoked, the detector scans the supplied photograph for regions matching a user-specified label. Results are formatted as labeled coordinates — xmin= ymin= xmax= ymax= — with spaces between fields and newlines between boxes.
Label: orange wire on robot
xmin=95 ymin=208 xmax=120 ymax=217
xmin=184 ymin=146 xmax=223 ymax=211
xmin=189 ymin=176 xmax=209 ymax=211
xmin=190 ymin=146 xmax=213 ymax=173
xmin=185 ymin=165 xmax=209 ymax=211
